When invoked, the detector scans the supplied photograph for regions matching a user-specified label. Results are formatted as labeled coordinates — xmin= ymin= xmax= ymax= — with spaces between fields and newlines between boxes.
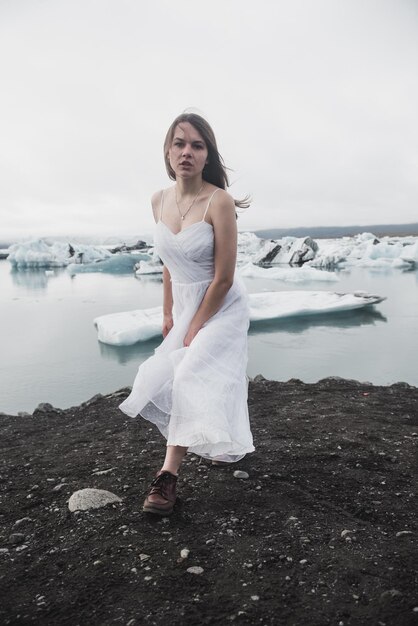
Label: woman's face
xmin=168 ymin=122 xmax=208 ymax=179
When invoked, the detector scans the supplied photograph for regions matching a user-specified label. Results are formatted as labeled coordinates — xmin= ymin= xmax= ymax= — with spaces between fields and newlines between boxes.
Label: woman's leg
xmin=143 ymin=445 xmax=187 ymax=515
xmin=161 ymin=444 xmax=188 ymax=475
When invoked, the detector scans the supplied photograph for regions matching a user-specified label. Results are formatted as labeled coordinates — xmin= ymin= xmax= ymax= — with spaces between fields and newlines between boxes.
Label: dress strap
xmin=159 ymin=190 xmax=165 ymax=221
xmin=202 ymin=188 xmax=221 ymax=222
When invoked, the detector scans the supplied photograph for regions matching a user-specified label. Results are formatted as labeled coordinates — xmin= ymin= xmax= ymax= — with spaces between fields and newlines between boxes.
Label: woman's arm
xmin=162 ymin=265 xmax=174 ymax=337
xmin=151 ymin=191 xmax=173 ymax=337
xmin=183 ymin=190 xmax=237 ymax=347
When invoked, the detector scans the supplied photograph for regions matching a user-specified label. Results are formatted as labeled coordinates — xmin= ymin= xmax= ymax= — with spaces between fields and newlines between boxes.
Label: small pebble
xmin=53 ymin=483 xmax=69 ymax=493
xmin=15 ymin=545 xmax=28 ymax=552
xmin=9 ymin=533 xmax=25 ymax=545
xmin=139 ymin=553 xmax=151 ymax=561
xmin=341 ymin=529 xmax=351 ymax=538
xmin=13 ymin=517 xmax=33 ymax=526
xmin=187 ymin=566 xmax=204 ymax=575
xmin=206 ymin=539 xmax=215 ymax=545
xmin=233 ymin=470 xmax=249 ymax=480
xmin=395 ymin=530 xmax=413 ymax=537
xmin=93 ymin=560 xmax=103 ymax=566
xmin=180 ymin=548 xmax=190 ymax=559
xmin=251 ymin=595 xmax=259 ymax=601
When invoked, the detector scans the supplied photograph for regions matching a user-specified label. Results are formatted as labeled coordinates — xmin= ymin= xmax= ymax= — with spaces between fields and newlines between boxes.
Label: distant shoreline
xmin=1 ymin=222 xmax=418 ymax=249
xmin=254 ymin=222 xmax=418 ymax=240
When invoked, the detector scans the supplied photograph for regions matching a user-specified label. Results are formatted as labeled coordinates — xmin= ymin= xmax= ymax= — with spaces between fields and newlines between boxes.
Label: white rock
xmin=233 ymin=470 xmax=249 ymax=480
xmin=187 ymin=566 xmax=204 ymax=575
xmin=15 ymin=545 xmax=29 ymax=552
xmin=68 ymin=488 xmax=122 ymax=512
xmin=53 ymin=483 xmax=68 ymax=492
xmin=92 ymin=468 xmax=116 ymax=476
xmin=341 ymin=529 xmax=351 ymax=538
xmin=180 ymin=548 xmax=190 ymax=559
xmin=13 ymin=517 xmax=33 ymax=527
xmin=395 ymin=530 xmax=413 ymax=537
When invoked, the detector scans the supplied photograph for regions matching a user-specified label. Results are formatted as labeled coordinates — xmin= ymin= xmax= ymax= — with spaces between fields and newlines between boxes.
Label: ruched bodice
xmin=154 ymin=220 xmax=215 ymax=284
xmin=119 ymin=187 xmax=254 ymax=463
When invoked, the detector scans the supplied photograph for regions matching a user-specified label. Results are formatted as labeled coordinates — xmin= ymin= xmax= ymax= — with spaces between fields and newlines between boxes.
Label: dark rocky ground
xmin=0 ymin=377 xmax=417 ymax=626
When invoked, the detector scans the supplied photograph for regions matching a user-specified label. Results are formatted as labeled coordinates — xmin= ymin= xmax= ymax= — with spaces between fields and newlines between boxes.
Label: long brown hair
xmin=163 ymin=113 xmax=250 ymax=210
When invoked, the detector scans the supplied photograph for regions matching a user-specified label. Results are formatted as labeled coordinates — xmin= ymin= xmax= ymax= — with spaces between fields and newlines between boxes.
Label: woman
xmin=119 ymin=112 xmax=254 ymax=515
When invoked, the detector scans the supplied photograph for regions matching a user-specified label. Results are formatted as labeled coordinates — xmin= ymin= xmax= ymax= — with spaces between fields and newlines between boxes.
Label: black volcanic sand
xmin=1 ymin=378 xmax=418 ymax=626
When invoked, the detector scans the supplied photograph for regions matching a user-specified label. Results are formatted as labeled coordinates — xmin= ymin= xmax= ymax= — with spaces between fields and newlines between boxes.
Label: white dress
xmin=119 ymin=189 xmax=254 ymax=462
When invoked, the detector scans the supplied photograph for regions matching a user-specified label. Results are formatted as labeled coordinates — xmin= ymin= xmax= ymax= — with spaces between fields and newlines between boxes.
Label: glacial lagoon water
xmin=1 ymin=258 xmax=417 ymax=414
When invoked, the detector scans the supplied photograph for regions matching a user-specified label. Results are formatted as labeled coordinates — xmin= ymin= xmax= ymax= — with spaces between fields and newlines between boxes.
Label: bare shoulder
xmin=150 ymin=189 xmax=165 ymax=223
xmin=209 ymin=188 xmax=236 ymax=224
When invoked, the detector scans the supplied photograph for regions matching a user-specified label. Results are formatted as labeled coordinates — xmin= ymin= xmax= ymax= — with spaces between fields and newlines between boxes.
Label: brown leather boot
xmin=143 ymin=470 xmax=178 ymax=516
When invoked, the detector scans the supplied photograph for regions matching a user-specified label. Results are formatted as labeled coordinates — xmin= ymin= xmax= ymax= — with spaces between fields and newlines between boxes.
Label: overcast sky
xmin=1 ymin=0 xmax=417 ymax=240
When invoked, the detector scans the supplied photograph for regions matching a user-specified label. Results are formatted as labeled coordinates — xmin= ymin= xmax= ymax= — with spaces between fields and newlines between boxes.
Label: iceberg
xmin=134 ymin=258 xmax=163 ymax=275
xmin=8 ymin=239 xmax=111 ymax=268
xmin=251 ymin=237 xmax=318 ymax=266
xmin=248 ymin=290 xmax=385 ymax=321
xmin=311 ymin=234 xmax=418 ymax=269
xmin=239 ymin=262 xmax=339 ymax=282
xmin=94 ymin=290 xmax=385 ymax=346
xmin=400 ymin=241 xmax=418 ymax=264
xmin=95 ymin=307 xmax=163 ymax=345
xmin=68 ymin=252 xmax=150 ymax=274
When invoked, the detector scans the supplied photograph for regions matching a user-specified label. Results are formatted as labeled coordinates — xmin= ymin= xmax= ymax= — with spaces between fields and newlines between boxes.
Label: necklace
xmin=175 ymin=184 xmax=204 ymax=221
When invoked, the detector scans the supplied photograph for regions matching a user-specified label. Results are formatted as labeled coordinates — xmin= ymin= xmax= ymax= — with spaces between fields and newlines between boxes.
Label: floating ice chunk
xmin=94 ymin=307 xmax=163 ymax=345
xmin=239 ymin=262 xmax=338 ymax=282
xmin=311 ymin=234 xmax=418 ymax=269
xmin=94 ymin=290 xmax=385 ymax=346
xmin=8 ymin=239 xmax=111 ymax=268
xmin=68 ymin=253 xmax=150 ymax=274
xmin=250 ymin=238 xmax=282 ymax=265
xmin=134 ymin=259 xmax=163 ymax=275
xmin=400 ymin=241 xmax=418 ymax=264
xmin=237 ymin=231 xmax=266 ymax=265
xmin=280 ymin=237 xmax=318 ymax=265
xmin=356 ymin=232 xmax=379 ymax=242
xmin=250 ymin=237 xmax=318 ymax=265
xmin=249 ymin=290 xmax=385 ymax=321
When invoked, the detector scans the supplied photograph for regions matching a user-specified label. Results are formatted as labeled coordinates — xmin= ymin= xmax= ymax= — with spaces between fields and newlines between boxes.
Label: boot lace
xmin=147 ymin=471 xmax=177 ymax=501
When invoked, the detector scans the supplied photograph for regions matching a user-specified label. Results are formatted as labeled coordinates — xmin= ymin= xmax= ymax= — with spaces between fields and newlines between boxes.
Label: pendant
xmin=181 ymin=215 xmax=185 ymax=220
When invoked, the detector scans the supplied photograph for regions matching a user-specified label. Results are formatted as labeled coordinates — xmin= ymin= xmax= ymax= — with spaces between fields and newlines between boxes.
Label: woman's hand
xmin=162 ymin=314 xmax=174 ymax=338
xmin=183 ymin=323 xmax=201 ymax=347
